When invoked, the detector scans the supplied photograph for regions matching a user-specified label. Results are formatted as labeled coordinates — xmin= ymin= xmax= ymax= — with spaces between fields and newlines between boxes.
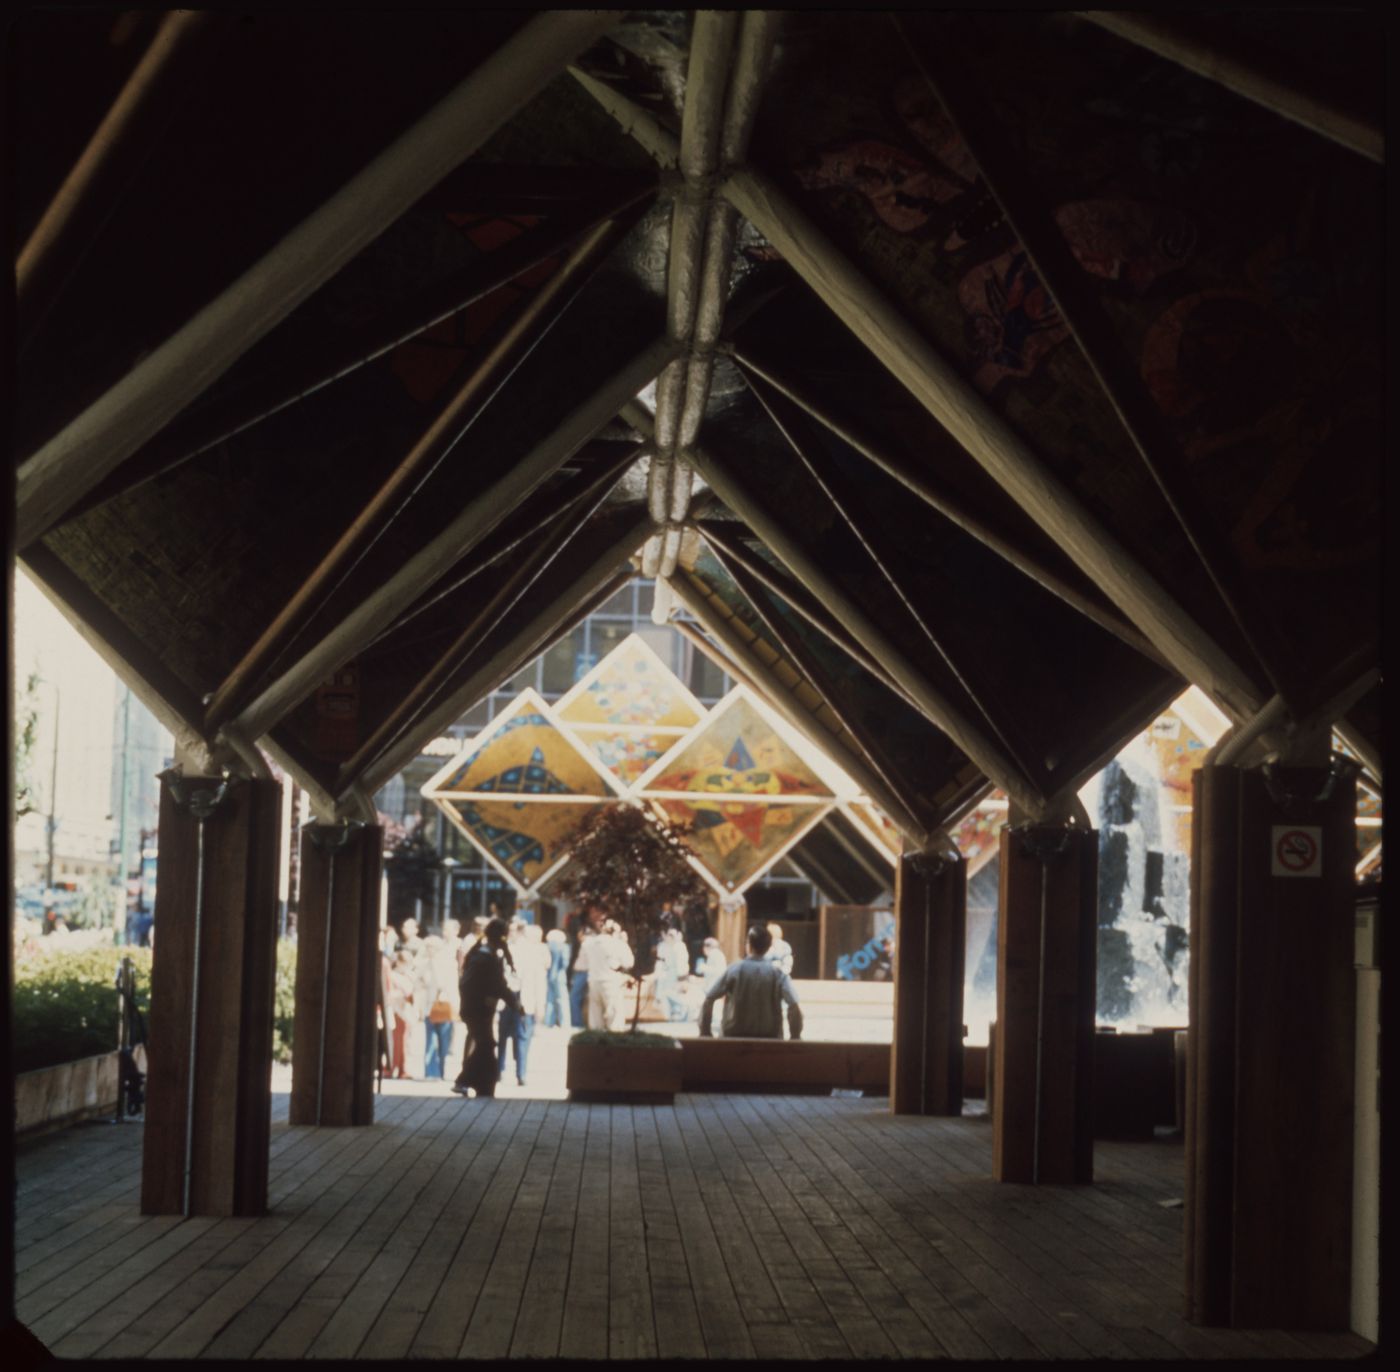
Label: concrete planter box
xmin=15 ymin=1051 xmax=121 ymax=1136
xmin=566 ymin=1038 xmax=682 ymax=1103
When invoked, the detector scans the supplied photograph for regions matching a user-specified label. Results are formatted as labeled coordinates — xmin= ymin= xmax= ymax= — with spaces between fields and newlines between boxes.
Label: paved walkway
xmin=14 ymin=1076 xmax=1374 ymax=1360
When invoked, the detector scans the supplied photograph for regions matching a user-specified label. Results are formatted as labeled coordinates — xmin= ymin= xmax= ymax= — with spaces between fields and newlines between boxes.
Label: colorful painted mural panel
xmin=651 ymin=797 xmax=833 ymax=894
xmin=636 ymin=688 xmax=841 ymax=802
xmin=426 ymin=689 xmax=617 ymax=800
xmin=554 ymin=632 xmax=705 ymax=729
xmin=441 ymin=798 xmax=605 ymax=891
xmin=570 ymin=727 xmax=684 ymax=788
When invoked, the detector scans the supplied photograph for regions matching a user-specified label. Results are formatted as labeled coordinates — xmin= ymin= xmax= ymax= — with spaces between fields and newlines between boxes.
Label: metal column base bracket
xmin=158 ymin=767 xmax=236 ymax=1215
xmin=1260 ymin=754 xmax=1358 ymax=813
xmin=306 ymin=821 xmax=366 ymax=1126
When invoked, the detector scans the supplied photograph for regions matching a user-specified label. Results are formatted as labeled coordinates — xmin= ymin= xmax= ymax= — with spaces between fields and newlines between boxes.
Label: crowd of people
xmin=378 ymin=907 xmax=803 ymax=1099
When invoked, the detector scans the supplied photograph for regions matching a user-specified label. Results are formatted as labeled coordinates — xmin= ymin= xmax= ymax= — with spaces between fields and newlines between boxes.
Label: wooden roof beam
xmin=334 ymin=457 xmax=636 ymax=791
xmin=683 ymin=441 xmax=1046 ymax=818
xmin=898 ymin=15 xmax=1289 ymax=706
xmin=719 ymin=164 xmax=1263 ymax=724
xmin=695 ymin=517 xmax=919 ymax=709
xmin=230 ymin=335 xmax=675 ymax=744
xmin=745 ymin=364 xmax=1046 ymax=791
xmin=665 ymin=569 xmax=930 ymax=847
xmin=63 ymin=179 xmax=656 ymax=525
xmin=728 ymin=346 xmax=1169 ymax=670
xmin=703 ymin=547 xmax=943 ymax=843
xmin=202 ymin=215 xmax=635 ymax=734
xmin=16 ymin=9 xmax=623 ymax=547
xmin=352 ymin=520 xmax=651 ymax=801
xmin=17 ymin=12 xmax=217 ymax=345
xmin=1077 ymin=11 xmax=1383 ymax=163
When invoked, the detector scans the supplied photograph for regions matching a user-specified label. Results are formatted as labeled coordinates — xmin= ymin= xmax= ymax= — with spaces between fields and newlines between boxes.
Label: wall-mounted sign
xmin=1271 ymin=825 xmax=1322 ymax=878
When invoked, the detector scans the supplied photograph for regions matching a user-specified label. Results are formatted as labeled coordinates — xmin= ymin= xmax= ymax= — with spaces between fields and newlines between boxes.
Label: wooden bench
xmin=678 ymin=1037 xmax=889 ymax=1094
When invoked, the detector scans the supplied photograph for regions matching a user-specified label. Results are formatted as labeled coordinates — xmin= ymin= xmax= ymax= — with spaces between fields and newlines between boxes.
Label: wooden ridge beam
xmin=898 ymin=14 xmax=1288 ymax=705
xmin=719 ymin=163 xmax=1262 ymax=723
xmin=666 ymin=569 xmax=930 ymax=846
xmin=1077 ymin=10 xmax=1382 ymax=163
xmin=685 ymin=440 xmax=1046 ymax=816
xmin=702 ymin=546 xmax=941 ymax=843
xmin=335 ymin=456 xmax=633 ymax=792
xmin=745 ymin=364 xmax=1045 ymax=790
xmin=232 ymin=335 xmax=675 ymax=744
xmin=16 ymin=9 xmax=623 ymax=547
xmin=353 ymin=520 xmax=651 ymax=800
xmin=729 ymin=344 xmax=1168 ymax=668
xmin=202 ymin=215 xmax=634 ymax=733
xmin=62 ymin=180 xmax=656 ymax=525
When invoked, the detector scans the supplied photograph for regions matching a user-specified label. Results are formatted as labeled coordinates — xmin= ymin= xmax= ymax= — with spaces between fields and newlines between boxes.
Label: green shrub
xmin=569 ymin=1028 xmax=678 ymax=1050
xmin=12 ymin=939 xmax=301 ymax=1073
xmin=12 ymin=945 xmax=153 ymax=1074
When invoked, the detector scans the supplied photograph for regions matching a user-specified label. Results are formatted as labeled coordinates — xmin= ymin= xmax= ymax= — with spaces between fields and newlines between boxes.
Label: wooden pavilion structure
xmin=6 ymin=7 xmax=1385 ymax=1348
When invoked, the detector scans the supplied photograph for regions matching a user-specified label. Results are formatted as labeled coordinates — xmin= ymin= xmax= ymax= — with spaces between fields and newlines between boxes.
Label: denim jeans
xmin=423 ymin=1018 xmax=454 ymax=1079
xmin=497 ymin=1005 xmax=535 ymax=1083
xmin=569 ymin=972 xmax=588 ymax=1029
xmin=544 ymin=971 xmax=571 ymax=1028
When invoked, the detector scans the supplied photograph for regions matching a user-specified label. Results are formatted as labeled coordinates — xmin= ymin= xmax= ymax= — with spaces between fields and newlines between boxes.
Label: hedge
xmin=13 ymin=940 xmax=300 ymax=1075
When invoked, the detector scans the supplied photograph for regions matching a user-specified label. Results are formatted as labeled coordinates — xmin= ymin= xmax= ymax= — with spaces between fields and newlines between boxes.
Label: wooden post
xmin=992 ymin=823 xmax=1096 ymax=1184
xmin=716 ymin=898 xmax=747 ymax=966
xmin=290 ymin=824 xmax=383 ymax=1127
xmin=1185 ymin=760 xmax=1357 ymax=1328
xmin=891 ymin=845 xmax=966 ymax=1115
xmin=141 ymin=773 xmax=280 ymax=1216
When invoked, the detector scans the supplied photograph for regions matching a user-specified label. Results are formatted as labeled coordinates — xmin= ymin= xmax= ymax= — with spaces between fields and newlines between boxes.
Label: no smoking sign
xmin=1271 ymin=825 xmax=1323 ymax=878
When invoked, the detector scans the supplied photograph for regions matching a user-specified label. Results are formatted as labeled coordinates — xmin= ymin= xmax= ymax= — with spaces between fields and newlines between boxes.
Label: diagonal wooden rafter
xmin=698 ymin=542 xmax=941 ymax=841
xmin=896 ymin=13 xmax=1293 ymax=707
xmin=728 ymin=345 xmax=1168 ymax=668
xmin=567 ymin=69 xmax=1258 ymax=720
xmin=665 ymin=567 xmax=930 ymax=846
xmin=694 ymin=517 xmax=919 ymax=709
xmin=681 ymin=441 xmax=1046 ymax=817
xmin=353 ymin=515 xmax=653 ymax=801
xmin=1076 ymin=11 xmax=1382 ymax=163
xmin=15 ymin=9 xmax=623 ymax=548
xmin=717 ymin=164 xmax=1265 ymax=724
xmin=335 ymin=451 xmax=639 ymax=792
xmin=231 ymin=335 xmax=677 ymax=745
xmin=61 ymin=178 xmax=657 ymax=527
xmin=744 ymin=364 xmax=1046 ymax=790
xmin=202 ymin=213 xmax=637 ymax=734
xmin=369 ymin=440 xmax=645 ymax=649
xmin=17 ymin=11 xmax=218 ymax=344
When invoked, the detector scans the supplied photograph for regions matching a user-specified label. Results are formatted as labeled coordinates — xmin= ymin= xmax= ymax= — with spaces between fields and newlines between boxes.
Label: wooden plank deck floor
xmin=14 ymin=1088 xmax=1375 ymax=1361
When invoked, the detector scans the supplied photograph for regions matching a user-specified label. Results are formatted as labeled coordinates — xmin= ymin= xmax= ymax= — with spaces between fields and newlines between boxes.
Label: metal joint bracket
xmin=160 ymin=768 xmax=237 ymax=820
xmin=1011 ymin=822 xmax=1076 ymax=865
xmin=306 ymin=819 xmax=366 ymax=852
xmin=1261 ymin=753 xmax=1358 ymax=811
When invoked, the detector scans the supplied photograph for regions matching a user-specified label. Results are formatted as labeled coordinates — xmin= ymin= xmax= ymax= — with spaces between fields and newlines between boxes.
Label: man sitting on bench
xmin=699 ymin=924 xmax=804 ymax=1040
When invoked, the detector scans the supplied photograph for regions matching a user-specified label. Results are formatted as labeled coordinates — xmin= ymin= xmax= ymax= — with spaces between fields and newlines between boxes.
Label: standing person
xmin=499 ymin=923 xmax=547 ymax=1086
xmin=569 ymin=914 xmax=601 ymax=1028
xmin=586 ymin=919 xmax=635 ymax=1031
xmin=543 ymin=928 xmax=571 ymax=1029
xmin=453 ymin=917 xmax=519 ymax=1098
xmin=683 ymin=899 xmax=712 ymax=980
xmin=654 ymin=926 xmax=691 ymax=1022
xmin=695 ymin=936 xmax=727 ymax=995
xmin=386 ymin=950 xmax=418 ymax=1078
xmin=418 ymin=935 xmax=459 ymax=1081
xmin=700 ymin=924 xmax=803 ymax=1040
xmin=765 ymin=922 xmax=794 ymax=976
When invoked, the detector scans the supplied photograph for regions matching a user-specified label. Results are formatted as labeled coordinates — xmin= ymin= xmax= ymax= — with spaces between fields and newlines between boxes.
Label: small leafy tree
xmin=551 ymin=801 xmax=709 ymax=1032
xmin=14 ymin=670 xmax=42 ymax=819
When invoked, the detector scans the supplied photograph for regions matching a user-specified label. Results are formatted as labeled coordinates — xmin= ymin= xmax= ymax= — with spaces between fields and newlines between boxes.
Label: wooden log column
xmin=141 ymin=773 xmax=281 ymax=1217
xmin=992 ymin=823 xmax=1096 ymax=1184
xmin=891 ymin=844 xmax=966 ymax=1115
xmin=290 ymin=823 xmax=383 ymax=1127
xmin=1186 ymin=761 xmax=1357 ymax=1329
